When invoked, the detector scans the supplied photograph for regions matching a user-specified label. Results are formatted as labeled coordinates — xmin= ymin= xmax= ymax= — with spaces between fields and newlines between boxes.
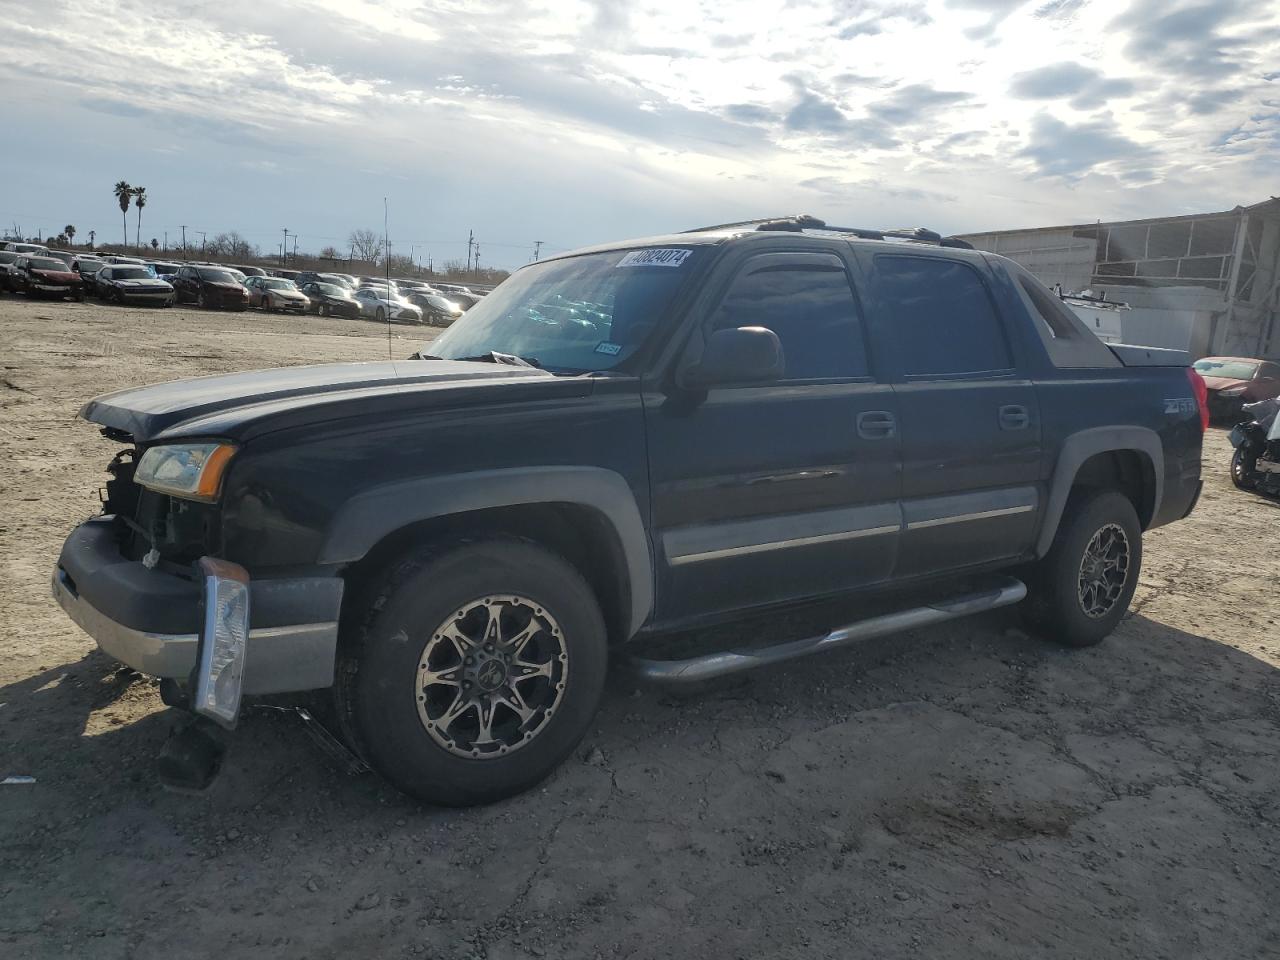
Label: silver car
xmin=246 ymin=276 xmax=310 ymax=314
xmin=354 ymin=286 xmax=423 ymax=323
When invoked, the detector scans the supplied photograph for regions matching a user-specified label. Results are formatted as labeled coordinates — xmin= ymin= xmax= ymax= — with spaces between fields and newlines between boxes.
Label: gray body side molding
xmin=319 ymin=466 xmax=654 ymax=636
xmin=1035 ymin=425 xmax=1164 ymax=558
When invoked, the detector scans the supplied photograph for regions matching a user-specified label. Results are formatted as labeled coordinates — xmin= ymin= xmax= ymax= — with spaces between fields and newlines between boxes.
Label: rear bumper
xmin=54 ymin=517 xmax=342 ymax=693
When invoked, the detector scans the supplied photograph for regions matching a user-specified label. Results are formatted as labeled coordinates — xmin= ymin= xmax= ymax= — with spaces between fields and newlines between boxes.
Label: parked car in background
xmin=95 ymin=265 xmax=174 ymax=306
xmin=448 ymin=292 xmax=483 ymax=311
xmin=102 ymin=255 xmax=145 ymax=266
xmin=300 ymin=281 xmax=361 ymax=318
xmin=245 ymin=276 xmax=310 ymax=313
xmin=403 ymin=290 xmax=464 ymax=326
xmin=148 ymin=262 xmax=181 ymax=279
xmin=295 ymin=271 xmax=346 ymax=288
xmin=13 ymin=254 xmax=84 ymax=300
xmin=44 ymin=250 xmax=79 ymax=268
xmin=171 ymin=265 xmax=250 ymax=310
xmin=354 ymin=286 xmax=422 ymax=323
xmin=433 ymin=282 xmax=472 ymax=296
xmin=232 ymin=265 xmax=266 ymax=278
xmin=1193 ymin=357 xmax=1280 ymax=421
xmin=1 ymin=242 xmax=50 ymax=255
xmin=273 ymin=269 xmax=300 ymax=282
xmin=0 ymin=251 xmax=20 ymax=291
xmin=73 ymin=256 xmax=108 ymax=294
xmin=394 ymin=278 xmax=432 ymax=292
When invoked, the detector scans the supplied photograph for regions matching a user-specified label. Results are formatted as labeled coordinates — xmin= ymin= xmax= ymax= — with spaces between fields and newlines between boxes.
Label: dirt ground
xmin=1 ymin=294 xmax=1278 ymax=960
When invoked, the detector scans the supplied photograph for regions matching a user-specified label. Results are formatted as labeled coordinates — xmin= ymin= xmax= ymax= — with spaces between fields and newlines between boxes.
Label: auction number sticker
xmin=616 ymin=248 xmax=692 ymax=268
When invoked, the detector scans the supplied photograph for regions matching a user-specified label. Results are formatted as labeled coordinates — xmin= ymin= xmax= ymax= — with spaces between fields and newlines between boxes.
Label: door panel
xmin=644 ymin=249 xmax=902 ymax=622
xmin=858 ymin=251 xmax=1044 ymax=578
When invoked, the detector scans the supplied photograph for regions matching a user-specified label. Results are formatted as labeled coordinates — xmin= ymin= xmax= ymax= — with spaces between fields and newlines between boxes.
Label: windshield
xmin=152 ymin=264 xmax=179 ymax=273
xmin=313 ymin=282 xmax=345 ymax=296
xmin=1195 ymin=358 xmax=1258 ymax=380
xmin=427 ymin=295 xmax=458 ymax=311
xmin=196 ymin=268 xmax=239 ymax=283
xmin=262 ymin=278 xmax=295 ymax=290
xmin=30 ymin=258 xmax=68 ymax=271
xmin=0 ymin=252 xmax=17 ymax=264
xmin=112 ymin=267 xmax=155 ymax=280
xmin=427 ymin=248 xmax=699 ymax=372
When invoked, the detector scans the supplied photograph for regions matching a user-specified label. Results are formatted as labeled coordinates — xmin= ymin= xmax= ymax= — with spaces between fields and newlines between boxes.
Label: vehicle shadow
xmin=3 ymin=610 xmax=1278 ymax=958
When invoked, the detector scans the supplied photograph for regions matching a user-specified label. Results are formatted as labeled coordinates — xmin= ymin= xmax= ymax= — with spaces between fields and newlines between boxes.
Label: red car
xmin=1193 ymin=356 xmax=1280 ymax=421
xmin=13 ymin=255 xmax=84 ymax=301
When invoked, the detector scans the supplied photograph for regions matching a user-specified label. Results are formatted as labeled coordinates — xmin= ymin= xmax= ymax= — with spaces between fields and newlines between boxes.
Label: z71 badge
xmin=1164 ymin=398 xmax=1197 ymax=415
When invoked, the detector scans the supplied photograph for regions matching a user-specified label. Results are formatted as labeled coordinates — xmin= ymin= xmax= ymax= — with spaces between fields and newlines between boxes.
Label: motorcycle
xmin=1229 ymin=397 xmax=1280 ymax=496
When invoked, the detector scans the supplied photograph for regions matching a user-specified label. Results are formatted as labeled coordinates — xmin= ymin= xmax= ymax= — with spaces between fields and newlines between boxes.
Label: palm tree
xmin=133 ymin=186 xmax=147 ymax=250
xmin=88 ymin=230 xmax=96 ymax=249
xmin=64 ymin=225 xmax=76 ymax=246
xmin=113 ymin=180 xmax=132 ymax=248
xmin=151 ymin=238 xmax=159 ymax=251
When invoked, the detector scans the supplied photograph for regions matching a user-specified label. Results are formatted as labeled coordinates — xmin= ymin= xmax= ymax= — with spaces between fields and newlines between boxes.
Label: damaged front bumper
xmin=53 ymin=517 xmax=343 ymax=719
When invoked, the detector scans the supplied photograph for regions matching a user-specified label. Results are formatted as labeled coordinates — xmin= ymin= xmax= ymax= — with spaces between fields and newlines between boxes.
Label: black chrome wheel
xmin=1076 ymin=522 xmax=1130 ymax=619
xmin=416 ymin=596 xmax=569 ymax=759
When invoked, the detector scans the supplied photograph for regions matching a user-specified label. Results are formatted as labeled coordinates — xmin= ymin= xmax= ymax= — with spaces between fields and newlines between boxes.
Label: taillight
xmin=1186 ymin=367 xmax=1209 ymax=432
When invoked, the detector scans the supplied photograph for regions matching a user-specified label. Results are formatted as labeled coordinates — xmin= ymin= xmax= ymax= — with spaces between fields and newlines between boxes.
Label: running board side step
xmin=624 ymin=577 xmax=1027 ymax=686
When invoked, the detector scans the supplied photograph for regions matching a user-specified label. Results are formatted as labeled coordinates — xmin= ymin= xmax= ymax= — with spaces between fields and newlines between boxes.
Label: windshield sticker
xmin=616 ymin=248 xmax=692 ymax=268
xmin=594 ymin=341 xmax=623 ymax=356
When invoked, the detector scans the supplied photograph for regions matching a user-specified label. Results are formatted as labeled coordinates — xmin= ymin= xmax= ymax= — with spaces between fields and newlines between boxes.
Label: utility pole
xmin=292 ymin=234 xmax=298 ymax=260
xmin=281 ymin=228 xmax=289 ymax=266
xmin=163 ymin=230 xmax=168 ymax=252
xmin=180 ymin=225 xmax=187 ymax=259
xmin=473 ymin=243 xmax=480 ymax=278
xmin=197 ymin=231 xmax=206 ymax=257
xmin=466 ymin=229 xmax=474 ymax=273
xmin=533 ymin=240 xmax=543 ymax=261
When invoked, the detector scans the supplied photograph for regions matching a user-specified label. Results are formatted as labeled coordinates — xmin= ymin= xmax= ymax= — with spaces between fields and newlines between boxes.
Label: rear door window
xmin=876 ymin=256 xmax=1012 ymax=377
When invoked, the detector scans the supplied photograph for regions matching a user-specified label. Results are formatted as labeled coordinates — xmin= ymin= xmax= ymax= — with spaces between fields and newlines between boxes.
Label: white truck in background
xmin=1055 ymin=286 xmax=1126 ymax=344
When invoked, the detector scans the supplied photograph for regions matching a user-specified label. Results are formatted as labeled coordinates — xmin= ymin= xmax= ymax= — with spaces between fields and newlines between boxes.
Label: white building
xmin=957 ymin=198 xmax=1280 ymax=359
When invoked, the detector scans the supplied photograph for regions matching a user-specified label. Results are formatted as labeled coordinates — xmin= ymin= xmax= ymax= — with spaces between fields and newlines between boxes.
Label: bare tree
xmin=347 ymin=229 xmax=383 ymax=263
xmin=210 ymin=231 xmax=257 ymax=260
xmin=319 ymin=245 xmax=341 ymax=260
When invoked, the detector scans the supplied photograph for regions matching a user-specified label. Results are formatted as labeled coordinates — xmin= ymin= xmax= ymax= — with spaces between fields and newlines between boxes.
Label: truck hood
xmin=80 ymin=360 xmax=563 ymax=443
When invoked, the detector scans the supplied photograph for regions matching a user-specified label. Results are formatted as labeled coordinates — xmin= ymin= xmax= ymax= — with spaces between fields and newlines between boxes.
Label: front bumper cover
xmin=54 ymin=517 xmax=342 ymax=694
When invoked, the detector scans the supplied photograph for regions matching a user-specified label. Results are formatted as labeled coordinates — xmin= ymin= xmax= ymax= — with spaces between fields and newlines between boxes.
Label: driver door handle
xmin=999 ymin=405 xmax=1031 ymax=430
xmin=857 ymin=410 xmax=897 ymax=440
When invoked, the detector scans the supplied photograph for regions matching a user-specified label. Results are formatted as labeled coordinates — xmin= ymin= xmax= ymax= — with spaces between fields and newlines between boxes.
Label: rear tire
xmin=336 ymin=539 xmax=608 ymax=807
xmin=1022 ymin=489 xmax=1141 ymax=648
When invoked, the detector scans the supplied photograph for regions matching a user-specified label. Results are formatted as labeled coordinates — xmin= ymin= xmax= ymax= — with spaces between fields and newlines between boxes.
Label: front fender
xmin=319 ymin=466 xmax=654 ymax=636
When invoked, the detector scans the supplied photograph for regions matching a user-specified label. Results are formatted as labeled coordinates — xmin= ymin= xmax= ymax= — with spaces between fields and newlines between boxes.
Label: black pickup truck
xmin=54 ymin=216 xmax=1207 ymax=805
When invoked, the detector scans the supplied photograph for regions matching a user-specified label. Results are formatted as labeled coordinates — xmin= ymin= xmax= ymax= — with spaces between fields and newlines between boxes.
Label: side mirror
xmin=683 ymin=326 xmax=784 ymax=387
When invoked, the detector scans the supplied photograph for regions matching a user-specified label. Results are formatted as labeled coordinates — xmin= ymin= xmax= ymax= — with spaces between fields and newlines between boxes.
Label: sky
xmin=1 ymin=0 xmax=1277 ymax=268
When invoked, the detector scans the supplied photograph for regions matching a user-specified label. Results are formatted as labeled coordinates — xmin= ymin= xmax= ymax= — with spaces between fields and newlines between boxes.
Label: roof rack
xmin=682 ymin=215 xmax=973 ymax=249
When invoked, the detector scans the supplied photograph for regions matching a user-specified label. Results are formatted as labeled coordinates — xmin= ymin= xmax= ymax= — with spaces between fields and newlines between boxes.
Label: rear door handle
xmin=857 ymin=410 xmax=897 ymax=440
xmin=999 ymin=405 xmax=1031 ymax=430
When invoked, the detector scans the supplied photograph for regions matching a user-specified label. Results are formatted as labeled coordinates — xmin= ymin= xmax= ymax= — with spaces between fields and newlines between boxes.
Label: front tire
xmin=1022 ymin=489 xmax=1141 ymax=648
xmin=376 ymin=307 xmax=387 ymax=324
xmin=337 ymin=539 xmax=608 ymax=807
xmin=1231 ymin=447 xmax=1257 ymax=489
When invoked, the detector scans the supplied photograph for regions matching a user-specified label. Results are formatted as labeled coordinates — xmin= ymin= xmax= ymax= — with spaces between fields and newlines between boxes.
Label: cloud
xmin=785 ymin=91 xmax=848 ymax=133
xmin=865 ymin=83 xmax=971 ymax=124
xmin=725 ymin=103 xmax=777 ymax=124
xmin=1111 ymin=0 xmax=1256 ymax=81
xmin=1009 ymin=62 xmax=1138 ymax=110
xmin=1018 ymin=112 xmax=1152 ymax=178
